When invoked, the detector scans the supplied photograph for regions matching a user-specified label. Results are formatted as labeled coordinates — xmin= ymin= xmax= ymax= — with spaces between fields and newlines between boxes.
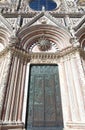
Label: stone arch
xmin=76 ymin=27 xmax=85 ymax=49
xmin=0 ymin=27 xmax=12 ymax=51
xmin=0 ymin=15 xmax=13 ymax=50
xmin=80 ymin=33 xmax=85 ymax=49
xmin=17 ymin=24 xmax=71 ymax=52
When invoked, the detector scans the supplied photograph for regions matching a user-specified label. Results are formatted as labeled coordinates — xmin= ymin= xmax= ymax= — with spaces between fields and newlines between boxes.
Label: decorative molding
xmin=0 ymin=122 xmax=24 ymax=130
xmin=73 ymin=15 xmax=85 ymax=31
xmin=67 ymin=122 xmax=85 ymax=129
xmin=0 ymin=45 xmax=84 ymax=62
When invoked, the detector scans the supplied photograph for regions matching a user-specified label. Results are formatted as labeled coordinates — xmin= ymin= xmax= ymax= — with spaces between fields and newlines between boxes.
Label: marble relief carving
xmin=0 ymin=0 xmax=85 ymax=130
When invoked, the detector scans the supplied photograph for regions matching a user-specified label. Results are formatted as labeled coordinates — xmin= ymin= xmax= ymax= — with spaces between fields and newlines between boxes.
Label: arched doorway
xmin=26 ymin=64 xmax=63 ymax=130
xmin=18 ymin=24 xmax=71 ymax=129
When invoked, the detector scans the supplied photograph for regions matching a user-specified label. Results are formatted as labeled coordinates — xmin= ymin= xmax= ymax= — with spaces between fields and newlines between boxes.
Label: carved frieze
xmin=0 ymin=45 xmax=84 ymax=63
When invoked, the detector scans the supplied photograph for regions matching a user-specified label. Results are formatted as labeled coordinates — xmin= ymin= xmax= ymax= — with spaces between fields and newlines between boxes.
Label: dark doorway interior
xmin=26 ymin=64 xmax=63 ymax=130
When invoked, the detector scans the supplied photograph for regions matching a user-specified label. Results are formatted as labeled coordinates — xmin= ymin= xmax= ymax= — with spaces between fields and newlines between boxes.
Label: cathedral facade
xmin=0 ymin=0 xmax=85 ymax=130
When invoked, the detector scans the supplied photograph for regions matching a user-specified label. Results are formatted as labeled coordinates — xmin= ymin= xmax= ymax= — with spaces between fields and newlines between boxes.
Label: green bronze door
xmin=26 ymin=65 xmax=63 ymax=130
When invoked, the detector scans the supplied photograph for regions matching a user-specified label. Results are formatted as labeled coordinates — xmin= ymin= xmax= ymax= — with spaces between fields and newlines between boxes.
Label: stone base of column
xmin=0 ymin=122 xmax=24 ymax=130
xmin=65 ymin=128 xmax=85 ymax=130
xmin=0 ymin=122 xmax=85 ymax=130
xmin=65 ymin=122 xmax=85 ymax=130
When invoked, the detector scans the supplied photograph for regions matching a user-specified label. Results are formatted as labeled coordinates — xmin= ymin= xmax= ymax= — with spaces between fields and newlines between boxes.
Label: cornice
xmin=0 ymin=45 xmax=84 ymax=61
xmin=2 ymin=12 xmax=85 ymax=19
xmin=29 ymin=46 xmax=85 ymax=63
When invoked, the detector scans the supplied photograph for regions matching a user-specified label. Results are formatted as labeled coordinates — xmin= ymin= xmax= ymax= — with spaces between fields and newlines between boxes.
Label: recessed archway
xmin=18 ymin=24 xmax=71 ymax=52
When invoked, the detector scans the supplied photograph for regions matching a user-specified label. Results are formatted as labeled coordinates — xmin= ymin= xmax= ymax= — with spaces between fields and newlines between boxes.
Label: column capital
xmin=9 ymin=35 xmax=19 ymax=45
xmin=70 ymin=37 xmax=80 ymax=47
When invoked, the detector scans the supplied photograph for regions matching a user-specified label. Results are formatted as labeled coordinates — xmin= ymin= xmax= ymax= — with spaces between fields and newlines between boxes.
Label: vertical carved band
xmin=0 ymin=52 xmax=12 ymax=120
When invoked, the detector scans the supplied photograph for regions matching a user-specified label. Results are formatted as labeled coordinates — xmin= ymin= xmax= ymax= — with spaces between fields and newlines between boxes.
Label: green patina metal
xmin=27 ymin=65 xmax=63 ymax=130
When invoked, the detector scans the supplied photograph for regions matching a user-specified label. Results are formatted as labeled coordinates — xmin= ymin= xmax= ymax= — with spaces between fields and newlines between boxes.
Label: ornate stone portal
xmin=0 ymin=0 xmax=85 ymax=130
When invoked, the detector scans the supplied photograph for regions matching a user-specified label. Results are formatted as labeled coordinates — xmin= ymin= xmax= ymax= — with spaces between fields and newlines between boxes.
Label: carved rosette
xmin=38 ymin=36 xmax=51 ymax=51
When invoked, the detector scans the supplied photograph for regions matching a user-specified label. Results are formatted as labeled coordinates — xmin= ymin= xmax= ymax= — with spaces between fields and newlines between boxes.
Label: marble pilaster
xmin=0 ymin=51 xmax=12 ymax=120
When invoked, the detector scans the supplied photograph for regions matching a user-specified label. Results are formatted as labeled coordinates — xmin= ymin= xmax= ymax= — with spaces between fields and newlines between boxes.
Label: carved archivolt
xmin=0 ymin=27 xmax=12 ymax=52
xmin=17 ymin=24 xmax=71 ymax=52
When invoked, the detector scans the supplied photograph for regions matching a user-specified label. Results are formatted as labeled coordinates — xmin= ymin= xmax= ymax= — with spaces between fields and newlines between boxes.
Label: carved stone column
xmin=5 ymin=55 xmax=20 ymax=121
xmin=74 ymin=51 xmax=85 ymax=121
xmin=22 ymin=63 xmax=30 ymax=123
xmin=59 ymin=60 xmax=72 ymax=127
xmin=0 ymin=51 xmax=12 ymax=120
xmin=0 ymin=35 xmax=20 ymax=122
xmin=61 ymin=54 xmax=80 ymax=122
